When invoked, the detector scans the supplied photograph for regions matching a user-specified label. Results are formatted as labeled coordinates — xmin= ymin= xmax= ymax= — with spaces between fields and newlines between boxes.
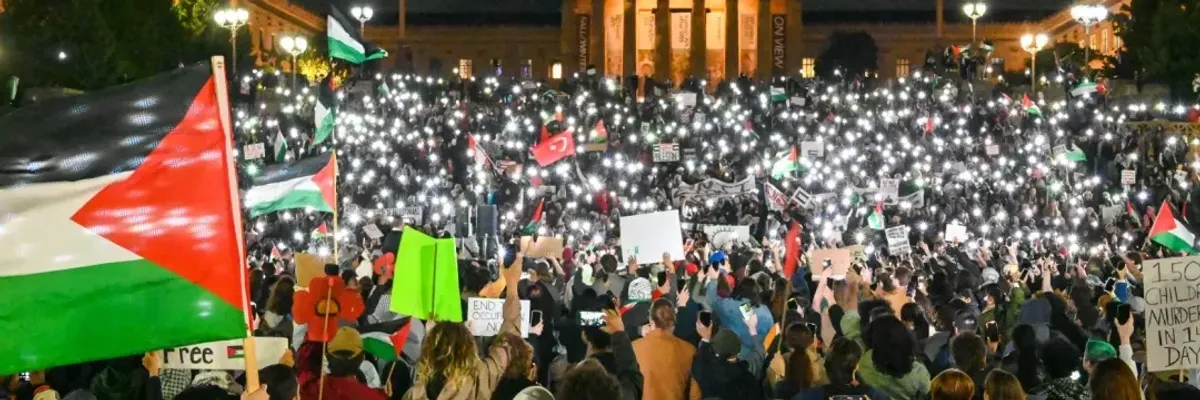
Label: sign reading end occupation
xmin=1144 ymin=255 xmax=1200 ymax=371
xmin=467 ymin=297 xmax=532 ymax=338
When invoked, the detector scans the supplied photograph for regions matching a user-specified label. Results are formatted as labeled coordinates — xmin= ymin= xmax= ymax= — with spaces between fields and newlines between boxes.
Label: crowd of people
xmin=6 ymin=57 xmax=1200 ymax=400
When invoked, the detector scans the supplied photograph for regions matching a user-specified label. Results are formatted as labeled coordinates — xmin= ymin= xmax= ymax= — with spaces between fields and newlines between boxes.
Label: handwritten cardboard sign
xmin=1143 ymin=256 xmax=1200 ymax=371
xmin=466 ymin=297 xmax=531 ymax=337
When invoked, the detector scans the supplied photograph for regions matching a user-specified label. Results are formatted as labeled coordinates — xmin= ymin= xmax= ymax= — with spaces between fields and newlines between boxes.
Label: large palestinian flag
xmin=243 ymin=153 xmax=336 ymax=217
xmin=328 ymin=6 xmax=388 ymax=64
xmin=0 ymin=64 xmax=248 ymax=374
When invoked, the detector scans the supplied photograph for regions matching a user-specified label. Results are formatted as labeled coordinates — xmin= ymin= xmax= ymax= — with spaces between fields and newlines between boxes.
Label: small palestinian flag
xmin=1149 ymin=200 xmax=1198 ymax=255
xmin=273 ymin=129 xmax=289 ymax=163
xmin=0 ymin=63 xmax=247 ymax=374
xmin=925 ymin=116 xmax=934 ymax=134
xmin=362 ymin=320 xmax=412 ymax=362
xmin=867 ymin=201 xmax=885 ymax=230
xmin=243 ymin=154 xmax=336 ymax=217
xmin=1022 ymin=94 xmax=1042 ymax=117
xmin=1126 ymin=200 xmax=1142 ymax=228
xmin=311 ymin=222 xmax=331 ymax=240
xmin=1065 ymin=143 xmax=1087 ymax=162
xmin=592 ymin=119 xmax=608 ymax=144
xmin=328 ymin=6 xmax=388 ymax=64
xmin=226 ymin=345 xmax=245 ymax=359
xmin=520 ymin=199 xmax=545 ymax=235
xmin=770 ymin=87 xmax=786 ymax=102
xmin=1071 ymin=82 xmax=1098 ymax=97
xmin=270 ymin=245 xmax=283 ymax=260
xmin=314 ymin=76 xmax=336 ymax=145
xmin=466 ymin=134 xmax=493 ymax=167
xmin=770 ymin=147 xmax=799 ymax=179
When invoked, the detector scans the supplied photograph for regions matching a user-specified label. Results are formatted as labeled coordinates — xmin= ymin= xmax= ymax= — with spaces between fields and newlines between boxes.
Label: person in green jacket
xmin=857 ymin=316 xmax=931 ymax=400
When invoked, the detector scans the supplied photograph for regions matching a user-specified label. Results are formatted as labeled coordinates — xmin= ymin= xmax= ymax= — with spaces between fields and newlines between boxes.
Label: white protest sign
xmin=653 ymin=143 xmax=681 ymax=162
xmin=986 ymin=145 xmax=1000 ymax=156
xmin=243 ymin=143 xmax=266 ymax=160
xmin=801 ymin=141 xmax=824 ymax=158
xmin=467 ymin=297 xmax=532 ymax=337
xmin=1122 ymin=169 xmax=1137 ymax=186
xmin=619 ymin=210 xmax=685 ymax=264
xmin=791 ymin=187 xmax=814 ymax=209
xmin=702 ymin=225 xmax=753 ymax=248
xmin=641 ymin=122 xmax=650 ymax=132
xmin=162 ymin=337 xmax=287 ymax=370
xmin=673 ymin=177 xmax=757 ymax=205
xmin=1143 ymin=256 xmax=1200 ymax=371
xmin=790 ymin=96 xmax=805 ymax=107
xmin=1101 ymin=204 xmax=1122 ymax=224
xmin=678 ymin=92 xmax=697 ymax=107
xmin=1175 ymin=170 xmax=1189 ymax=185
xmin=363 ymin=224 xmax=384 ymax=239
xmin=944 ymin=223 xmax=969 ymax=242
xmin=1053 ymin=144 xmax=1067 ymax=158
xmin=694 ymin=112 xmax=707 ymax=126
xmin=885 ymin=226 xmax=911 ymax=255
xmin=879 ymin=178 xmax=900 ymax=199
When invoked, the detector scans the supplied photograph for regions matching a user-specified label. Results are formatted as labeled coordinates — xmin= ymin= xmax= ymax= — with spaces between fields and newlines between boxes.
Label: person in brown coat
xmin=403 ymin=249 xmax=526 ymax=400
xmin=632 ymin=298 xmax=702 ymax=400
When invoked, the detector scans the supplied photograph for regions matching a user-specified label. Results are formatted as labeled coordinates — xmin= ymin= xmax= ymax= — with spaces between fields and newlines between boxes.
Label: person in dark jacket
xmin=691 ymin=320 xmax=764 ymax=400
xmin=576 ymin=301 xmax=643 ymax=400
xmin=795 ymin=338 xmax=890 ymax=400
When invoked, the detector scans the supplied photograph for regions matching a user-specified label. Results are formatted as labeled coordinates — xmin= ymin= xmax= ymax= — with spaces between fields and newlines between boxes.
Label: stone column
xmin=725 ymin=0 xmax=737 ymax=79
xmin=691 ymin=0 xmax=706 ymax=79
xmin=786 ymin=0 xmax=802 ymax=76
xmin=624 ymin=0 xmax=636 ymax=76
xmin=757 ymin=0 xmax=771 ymax=80
xmin=592 ymin=0 xmax=606 ymax=69
xmin=561 ymin=0 xmax=577 ymax=76
xmin=655 ymin=0 xmax=670 ymax=80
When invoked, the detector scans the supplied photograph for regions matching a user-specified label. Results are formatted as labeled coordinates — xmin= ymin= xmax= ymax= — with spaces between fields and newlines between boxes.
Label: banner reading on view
xmin=619 ymin=210 xmax=685 ymax=264
xmin=1143 ymin=255 xmax=1200 ymax=371
xmin=466 ymin=297 xmax=532 ymax=337
xmin=163 ymin=337 xmax=287 ymax=371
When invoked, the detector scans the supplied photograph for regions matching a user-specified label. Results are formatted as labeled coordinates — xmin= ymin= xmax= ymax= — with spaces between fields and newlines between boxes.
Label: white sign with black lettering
xmin=1122 ymin=169 xmax=1137 ymax=186
xmin=363 ymin=224 xmax=384 ymax=239
xmin=162 ymin=337 xmax=287 ymax=370
xmin=653 ymin=143 xmax=681 ymax=162
xmin=885 ymin=226 xmax=911 ymax=255
xmin=243 ymin=143 xmax=266 ymax=160
xmin=467 ymin=297 xmax=532 ymax=337
xmin=879 ymin=178 xmax=900 ymax=199
xmin=641 ymin=122 xmax=650 ymax=132
xmin=944 ymin=223 xmax=969 ymax=243
xmin=791 ymin=187 xmax=814 ymax=209
xmin=678 ymin=92 xmax=697 ymax=107
xmin=1143 ymin=256 xmax=1200 ymax=371
xmin=986 ymin=145 xmax=1000 ymax=156
xmin=801 ymin=141 xmax=824 ymax=158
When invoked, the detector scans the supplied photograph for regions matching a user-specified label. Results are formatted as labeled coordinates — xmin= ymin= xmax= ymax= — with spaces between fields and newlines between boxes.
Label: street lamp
xmin=1070 ymin=3 xmax=1108 ymax=68
xmin=962 ymin=2 xmax=987 ymax=46
xmin=1020 ymin=33 xmax=1049 ymax=90
xmin=350 ymin=6 xmax=374 ymax=36
xmin=279 ymin=35 xmax=308 ymax=88
xmin=213 ymin=7 xmax=250 ymax=74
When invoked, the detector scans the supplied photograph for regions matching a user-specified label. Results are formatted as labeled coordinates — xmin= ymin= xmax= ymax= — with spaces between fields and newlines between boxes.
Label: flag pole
xmin=211 ymin=55 xmax=261 ymax=391
xmin=332 ymin=150 xmax=340 ymax=262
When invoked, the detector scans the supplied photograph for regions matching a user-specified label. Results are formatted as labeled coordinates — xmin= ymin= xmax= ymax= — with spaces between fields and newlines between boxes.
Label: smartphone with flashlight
xmin=739 ymin=304 xmax=755 ymax=322
xmin=579 ymin=311 xmax=607 ymax=327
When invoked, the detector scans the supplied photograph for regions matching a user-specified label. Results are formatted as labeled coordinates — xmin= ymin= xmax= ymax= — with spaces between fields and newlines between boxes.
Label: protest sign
xmin=619 ymin=210 xmax=685 ymax=264
xmin=790 ymin=96 xmax=805 ymax=107
xmin=467 ymin=297 xmax=532 ymax=337
xmin=641 ymin=122 xmax=650 ymax=132
xmin=944 ymin=223 xmax=969 ymax=243
xmin=879 ymin=178 xmax=900 ymax=199
xmin=295 ymin=252 xmax=332 ymax=287
xmin=163 ymin=337 xmax=287 ymax=370
xmin=791 ymin=186 xmax=815 ymax=209
xmin=764 ymin=183 xmax=792 ymax=211
xmin=886 ymin=226 xmax=911 ymax=255
xmin=986 ymin=145 xmax=999 ymax=156
xmin=1143 ymin=256 xmax=1200 ymax=371
xmin=1175 ymin=170 xmax=1189 ymax=185
xmin=1101 ymin=204 xmax=1122 ymax=224
xmin=243 ymin=143 xmax=265 ymax=160
xmin=653 ymin=143 xmax=681 ymax=162
xmin=523 ymin=236 xmax=565 ymax=259
xmin=391 ymin=227 xmax=463 ymax=322
xmin=363 ymin=224 xmax=384 ymax=239
xmin=1122 ymin=169 xmax=1137 ymax=186
xmin=809 ymin=247 xmax=854 ymax=280
xmin=702 ymin=225 xmax=753 ymax=248
xmin=678 ymin=92 xmax=697 ymax=107
xmin=674 ymin=177 xmax=756 ymax=204
xmin=801 ymin=141 xmax=824 ymax=158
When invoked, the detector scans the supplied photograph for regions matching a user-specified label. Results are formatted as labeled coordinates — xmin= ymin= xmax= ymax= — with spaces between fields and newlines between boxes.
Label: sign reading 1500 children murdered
xmin=1144 ymin=255 xmax=1200 ymax=371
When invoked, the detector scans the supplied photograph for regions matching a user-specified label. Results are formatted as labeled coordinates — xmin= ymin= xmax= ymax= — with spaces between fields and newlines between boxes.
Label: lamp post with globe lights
xmin=213 ymin=7 xmax=250 ymax=74
xmin=1070 ymin=3 xmax=1108 ymax=69
xmin=1020 ymin=33 xmax=1049 ymax=90
xmin=962 ymin=1 xmax=987 ymax=47
xmin=279 ymin=35 xmax=309 ymax=88
xmin=351 ymin=6 xmax=374 ymax=36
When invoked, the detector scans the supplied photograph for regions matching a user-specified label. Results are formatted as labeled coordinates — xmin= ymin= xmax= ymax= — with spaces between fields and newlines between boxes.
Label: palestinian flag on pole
xmin=1071 ymin=82 xmax=1099 ymax=97
xmin=0 ymin=62 xmax=248 ymax=374
xmin=867 ymin=201 xmax=885 ymax=230
xmin=311 ymin=222 xmax=331 ymax=240
xmin=466 ymin=134 xmax=493 ymax=168
xmin=273 ymin=128 xmax=289 ymax=163
xmin=362 ymin=320 xmax=412 ymax=362
xmin=1149 ymin=200 xmax=1199 ymax=255
xmin=520 ymin=199 xmax=544 ymax=235
xmin=328 ymin=6 xmax=388 ymax=64
xmin=243 ymin=153 xmax=336 ymax=217
xmin=313 ymin=76 xmax=336 ymax=146
xmin=1126 ymin=200 xmax=1143 ymax=228
xmin=1065 ymin=143 xmax=1087 ymax=162
xmin=1022 ymin=94 xmax=1042 ymax=117
xmin=770 ymin=147 xmax=799 ymax=179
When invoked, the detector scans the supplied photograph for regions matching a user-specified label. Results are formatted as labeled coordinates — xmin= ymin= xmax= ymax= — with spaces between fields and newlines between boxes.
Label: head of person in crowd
xmin=1009 ymin=324 xmax=1043 ymax=390
xmin=417 ymin=321 xmax=480 ymax=385
xmin=460 ymin=264 xmax=491 ymax=297
xmin=951 ymin=332 xmax=987 ymax=374
xmin=259 ymin=364 xmax=299 ymax=400
xmin=712 ymin=329 xmax=743 ymax=361
xmin=983 ymin=370 xmax=1025 ymax=400
xmin=866 ymin=316 xmax=917 ymax=378
xmin=930 ymin=369 xmax=975 ymax=400
xmin=648 ymin=298 xmax=676 ymax=331
xmin=265 ymin=276 xmax=295 ymax=316
xmin=900 ymin=302 xmax=930 ymax=340
xmin=780 ymin=322 xmax=817 ymax=398
xmin=556 ymin=358 xmax=620 ymax=400
xmin=734 ymin=276 xmax=762 ymax=307
xmin=1082 ymin=339 xmax=1118 ymax=374
xmin=824 ymin=338 xmax=864 ymax=387
xmin=500 ymin=333 xmax=536 ymax=381
xmin=1088 ymin=358 xmax=1140 ymax=400
xmin=327 ymin=327 xmax=367 ymax=377
xmin=1039 ymin=335 xmax=1082 ymax=381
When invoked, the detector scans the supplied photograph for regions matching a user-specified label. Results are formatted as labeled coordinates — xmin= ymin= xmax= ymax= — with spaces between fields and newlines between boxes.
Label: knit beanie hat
xmin=1085 ymin=339 xmax=1118 ymax=362
xmin=712 ymin=329 xmax=742 ymax=359
xmin=514 ymin=385 xmax=556 ymax=400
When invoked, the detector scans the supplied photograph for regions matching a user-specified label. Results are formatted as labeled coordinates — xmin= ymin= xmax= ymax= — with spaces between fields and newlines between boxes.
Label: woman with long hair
xmin=984 ymin=370 xmax=1026 ymax=400
xmin=1089 ymin=359 xmax=1141 ymax=400
xmin=403 ymin=250 xmax=526 ymax=400
xmin=1001 ymin=324 xmax=1044 ymax=392
xmin=774 ymin=322 xmax=825 ymax=398
xmin=931 ymin=369 xmax=976 ymax=400
xmin=858 ymin=316 xmax=931 ymax=400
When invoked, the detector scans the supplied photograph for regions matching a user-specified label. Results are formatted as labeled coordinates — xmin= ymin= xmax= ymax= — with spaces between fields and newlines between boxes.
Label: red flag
xmin=783 ymin=221 xmax=802 ymax=279
xmin=925 ymin=117 xmax=934 ymax=134
xmin=540 ymin=125 xmax=551 ymax=142
xmin=1126 ymin=200 xmax=1142 ymax=228
xmin=390 ymin=319 xmax=413 ymax=360
xmin=531 ymin=131 xmax=576 ymax=166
